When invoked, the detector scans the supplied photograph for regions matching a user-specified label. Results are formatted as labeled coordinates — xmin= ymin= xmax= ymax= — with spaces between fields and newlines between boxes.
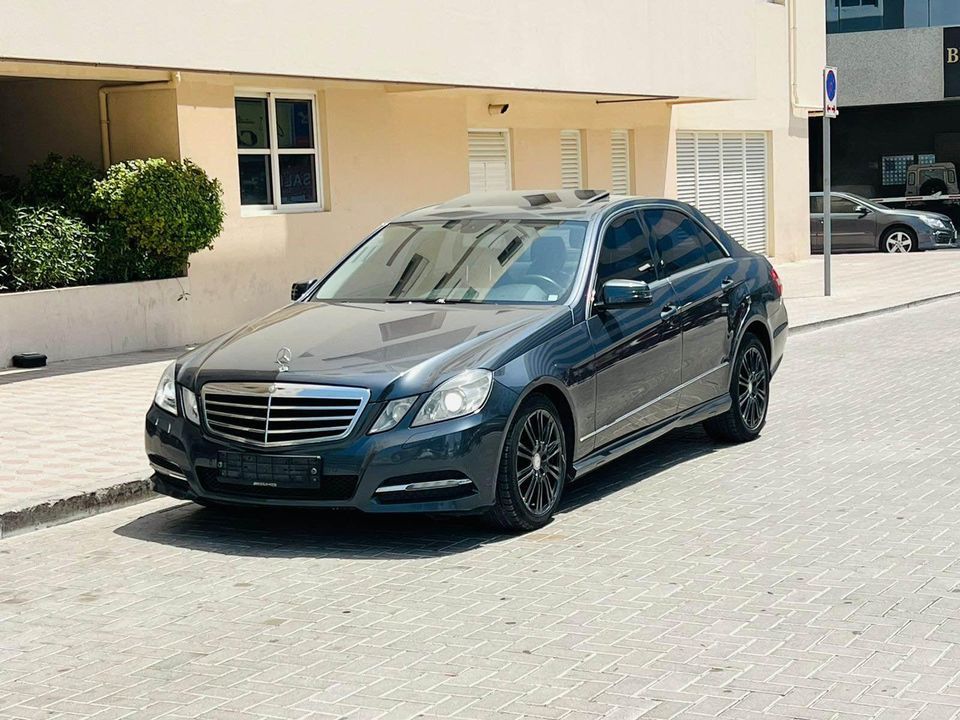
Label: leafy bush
xmin=27 ymin=154 xmax=102 ymax=217
xmin=0 ymin=206 xmax=97 ymax=291
xmin=92 ymin=158 xmax=224 ymax=272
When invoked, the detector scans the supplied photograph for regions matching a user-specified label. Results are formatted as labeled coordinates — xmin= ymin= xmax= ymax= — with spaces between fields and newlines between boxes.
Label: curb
xmin=0 ymin=477 xmax=156 ymax=539
xmin=789 ymin=290 xmax=960 ymax=335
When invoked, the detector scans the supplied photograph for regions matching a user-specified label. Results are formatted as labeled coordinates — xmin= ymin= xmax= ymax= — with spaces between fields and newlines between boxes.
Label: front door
xmin=587 ymin=211 xmax=682 ymax=449
xmin=828 ymin=194 xmax=878 ymax=251
xmin=642 ymin=208 xmax=733 ymax=412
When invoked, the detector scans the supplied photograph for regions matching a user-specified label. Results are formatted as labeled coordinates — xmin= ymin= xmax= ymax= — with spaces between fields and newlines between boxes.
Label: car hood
xmin=179 ymin=301 xmax=572 ymax=400
xmin=887 ymin=208 xmax=953 ymax=224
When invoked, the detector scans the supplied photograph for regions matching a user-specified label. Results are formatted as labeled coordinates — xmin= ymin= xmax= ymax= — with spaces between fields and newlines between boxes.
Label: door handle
xmin=660 ymin=304 xmax=679 ymax=321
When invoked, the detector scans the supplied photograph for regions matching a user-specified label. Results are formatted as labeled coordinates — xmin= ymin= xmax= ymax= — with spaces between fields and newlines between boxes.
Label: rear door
xmin=642 ymin=208 xmax=735 ymax=413
xmin=587 ymin=211 xmax=681 ymax=448
xmin=810 ymin=194 xmax=824 ymax=252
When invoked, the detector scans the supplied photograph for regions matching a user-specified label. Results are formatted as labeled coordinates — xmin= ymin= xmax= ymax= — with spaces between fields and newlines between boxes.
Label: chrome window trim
xmin=200 ymin=382 xmax=370 ymax=447
xmin=579 ymin=361 xmax=729 ymax=442
xmin=581 ymin=201 xmax=731 ymax=319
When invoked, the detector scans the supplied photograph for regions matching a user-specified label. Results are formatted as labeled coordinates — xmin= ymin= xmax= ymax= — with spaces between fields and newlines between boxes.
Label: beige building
xmin=0 ymin=0 xmax=825 ymax=361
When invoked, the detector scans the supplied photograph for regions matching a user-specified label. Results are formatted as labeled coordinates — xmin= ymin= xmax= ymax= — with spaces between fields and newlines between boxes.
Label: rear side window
xmin=595 ymin=212 xmax=657 ymax=288
xmin=643 ymin=209 xmax=717 ymax=275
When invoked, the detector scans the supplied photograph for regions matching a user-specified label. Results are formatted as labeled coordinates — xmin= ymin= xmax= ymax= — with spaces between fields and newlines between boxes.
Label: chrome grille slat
xmin=201 ymin=382 xmax=370 ymax=447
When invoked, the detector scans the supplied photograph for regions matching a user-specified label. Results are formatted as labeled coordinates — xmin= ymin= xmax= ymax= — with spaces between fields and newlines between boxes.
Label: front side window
xmin=644 ymin=209 xmax=715 ymax=276
xmin=236 ymin=93 xmax=322 ymax=210
xmin=830 ymin=195 xmax=861 ymax=213
xmin=595 ymin=213 xmax=657 ymax=291
xmin=312 ymin=220 xmax=588 ymax=304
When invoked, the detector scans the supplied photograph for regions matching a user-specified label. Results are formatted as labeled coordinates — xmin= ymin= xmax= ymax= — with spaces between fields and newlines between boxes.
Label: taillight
xmin=770 ymin=266 xmax=783 ymax=297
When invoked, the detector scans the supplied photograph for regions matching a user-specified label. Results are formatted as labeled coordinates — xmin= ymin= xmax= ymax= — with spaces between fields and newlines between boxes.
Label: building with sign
xmin=812 ymin=0 xmax=960 ymax=198
xmin=0 ymin=1 xmax=825 ymax=363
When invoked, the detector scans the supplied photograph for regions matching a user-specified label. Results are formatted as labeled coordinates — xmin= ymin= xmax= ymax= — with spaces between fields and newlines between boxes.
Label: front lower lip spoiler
xmin=374 ymin=478 xmax=473 ymax=494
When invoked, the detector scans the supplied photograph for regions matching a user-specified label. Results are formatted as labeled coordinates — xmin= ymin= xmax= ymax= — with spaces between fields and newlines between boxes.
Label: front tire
xmin=703 ymin=335 xmax=770 ymax=444
xmin=881 ymin=227 xmax=916 ymax=253
xmin=487 ymin=395 xmax=568 ymax=532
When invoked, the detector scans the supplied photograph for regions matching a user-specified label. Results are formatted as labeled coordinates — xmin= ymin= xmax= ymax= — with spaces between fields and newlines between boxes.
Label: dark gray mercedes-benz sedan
xmin=146 ymin=190 xmax=788 ymax=531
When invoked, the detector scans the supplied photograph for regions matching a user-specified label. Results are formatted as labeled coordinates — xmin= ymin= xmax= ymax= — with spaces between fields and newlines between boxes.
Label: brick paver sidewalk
xmin=1 ymin=251 xmax=958 ymax=533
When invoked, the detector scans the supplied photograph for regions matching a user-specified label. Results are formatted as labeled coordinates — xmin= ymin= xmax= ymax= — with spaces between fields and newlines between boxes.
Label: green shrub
xmin=92 ymin=158 xmax=224 ymax=273
xmin=0 ymin=206 xmax=97 ymax=291
xmin=27 ymin=154 xmax=102 ymax=217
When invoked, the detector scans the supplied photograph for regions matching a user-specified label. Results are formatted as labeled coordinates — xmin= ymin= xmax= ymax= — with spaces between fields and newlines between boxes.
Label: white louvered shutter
xmin=560 ymin=130 xmax=582 ymax=189
xmin=610 ymin=130 xmax=630 ymax=195
xmin=743 ymin=133 xmax=769 ymax=254
xmin=468 ymin=130 xmax=511 ymax=192
xmin=675 ymin=131 xmax=769 ymax=254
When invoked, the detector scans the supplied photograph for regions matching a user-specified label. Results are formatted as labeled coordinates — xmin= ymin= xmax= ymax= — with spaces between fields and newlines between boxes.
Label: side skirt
xmin=571 ymin=395 xmax=731 ymax=480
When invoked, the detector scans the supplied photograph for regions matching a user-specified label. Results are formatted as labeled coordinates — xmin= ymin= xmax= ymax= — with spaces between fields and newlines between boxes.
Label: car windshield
xmin=311 ymin=219 xmax=589 ymax=304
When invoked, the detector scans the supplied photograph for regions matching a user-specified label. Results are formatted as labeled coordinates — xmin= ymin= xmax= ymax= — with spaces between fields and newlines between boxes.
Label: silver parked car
xmin=810 ymin=192 xmax=957 ymax=253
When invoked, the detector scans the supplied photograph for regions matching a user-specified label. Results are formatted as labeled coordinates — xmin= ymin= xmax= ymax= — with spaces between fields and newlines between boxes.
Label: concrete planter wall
xmin=0 ymin=278 xmax=194 ymax=367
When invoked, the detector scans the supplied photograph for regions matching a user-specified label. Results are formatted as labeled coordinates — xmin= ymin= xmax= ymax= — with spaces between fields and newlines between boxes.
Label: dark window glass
xmin=236 ymin=98 xmax=270 ymax=149
xmin=811 ymin=195 xmax=824 ymax=213
xmin=595 ymin=213 xmax=657 ymax=290
xmin=700 ymin=234 xmax=725 ymax=263
xmin=276 ymin=99 xmax=314 ymax=149
xmin=279 ymin=155 xmax=318 ymax=204
xmin=238 ymin=155 xmax=272 ymax=205
xmin=644 ymin=209 xmax=708 ymax=276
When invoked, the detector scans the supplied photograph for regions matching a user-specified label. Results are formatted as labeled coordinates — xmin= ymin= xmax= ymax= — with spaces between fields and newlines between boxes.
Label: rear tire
xmin=487 ymin=395 xmax=568 ymax=532
xmin=703 ymin=335 xmax=770 ymax=444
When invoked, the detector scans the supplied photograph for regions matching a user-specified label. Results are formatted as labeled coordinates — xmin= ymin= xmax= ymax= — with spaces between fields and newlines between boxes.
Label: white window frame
xmin=235 ymin=90 xmax=324 ymax=216
xmin=467 ymin=128 xmax=512 ymax=192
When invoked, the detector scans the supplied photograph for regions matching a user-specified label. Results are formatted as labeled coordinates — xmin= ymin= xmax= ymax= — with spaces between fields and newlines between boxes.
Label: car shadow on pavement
xmin=113 ymin=426 xmax=720 ymax=559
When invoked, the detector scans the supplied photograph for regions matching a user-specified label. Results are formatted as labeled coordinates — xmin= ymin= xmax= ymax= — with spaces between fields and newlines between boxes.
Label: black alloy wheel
xmin=703 ymin=334 xmax=770 ymax=443
xmin=488 ymin=395 xmax=568 ymax=531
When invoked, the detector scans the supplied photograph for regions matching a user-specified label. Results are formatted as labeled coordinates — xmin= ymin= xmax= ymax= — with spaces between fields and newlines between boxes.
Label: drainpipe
xmin=787 ymin=0 xmax=821 ymax=112
xmin=98 ymin=71 xmax=180 ymax=169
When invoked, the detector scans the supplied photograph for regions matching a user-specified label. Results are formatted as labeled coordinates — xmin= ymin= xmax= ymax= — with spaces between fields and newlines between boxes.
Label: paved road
xmin=3 ymin=299 xmax=960 ymax=720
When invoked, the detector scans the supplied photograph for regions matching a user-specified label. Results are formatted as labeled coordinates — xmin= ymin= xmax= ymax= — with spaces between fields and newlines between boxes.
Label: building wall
xmin=670 ymin=1 xmax=821 ymax=261
xmin=828 ymin=27 xmax=944 ymax=106
xmin=0 ymin=79 xmax=102 ymax=176
xmin=1 ymin=0 xmax=759 ymax=101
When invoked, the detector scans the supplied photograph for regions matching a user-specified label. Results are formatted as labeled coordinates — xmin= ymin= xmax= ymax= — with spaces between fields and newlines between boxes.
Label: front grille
xmin=201 ymin=382 xmax=369 ymax=447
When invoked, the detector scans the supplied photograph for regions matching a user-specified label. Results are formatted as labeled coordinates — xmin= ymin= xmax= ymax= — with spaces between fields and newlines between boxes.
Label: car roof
xmin=392 ymin=190 xmax=686 ymax=222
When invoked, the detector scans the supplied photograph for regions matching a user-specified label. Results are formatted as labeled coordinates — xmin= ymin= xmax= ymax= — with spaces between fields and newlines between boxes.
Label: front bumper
xmin=920 ymin=226 xmax=957 ymax=249
xmin=145 ymin=381 xmax=517 ymax=513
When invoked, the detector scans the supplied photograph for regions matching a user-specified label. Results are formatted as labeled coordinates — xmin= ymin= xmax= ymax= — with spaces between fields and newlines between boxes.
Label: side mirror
xmin=598 ymin=279 xmax=653 ymax=309
xmin=291 ymin=279 xmax=316 ymax=301
xmin=856 ymin=205 xmax=869 ymax=217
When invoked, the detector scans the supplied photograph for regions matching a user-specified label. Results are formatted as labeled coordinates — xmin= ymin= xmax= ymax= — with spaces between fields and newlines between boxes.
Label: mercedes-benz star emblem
xmin=276 ymin=346 xmax=292 ymax=373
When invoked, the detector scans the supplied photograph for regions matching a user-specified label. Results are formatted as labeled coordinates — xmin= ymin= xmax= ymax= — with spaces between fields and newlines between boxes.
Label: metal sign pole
xmin=823 ymin=114 xmax=832 ymax=297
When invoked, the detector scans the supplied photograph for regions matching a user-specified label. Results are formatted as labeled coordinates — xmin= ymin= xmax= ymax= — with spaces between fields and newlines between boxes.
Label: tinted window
xmin=595 ymin=213 xmax=657 ymax=289
xmin=810 ymin=195 xmax=824 ymax=213
xmin=644 ymin=209 xmax=709 ymax=276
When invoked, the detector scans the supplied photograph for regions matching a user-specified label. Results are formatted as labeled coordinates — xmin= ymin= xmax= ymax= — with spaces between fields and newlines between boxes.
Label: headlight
xmin=412 ymin=369 xmax=493 ymax=426
xmin=369 ymin=397 xmax=416 ymax=434
xmin=922 ymin=216 xmax=947 ymax=229
xmin=181 ymin=387 xmax=200 ymax=425
xmin=153 ymin=362 xmax=178 ymax=415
